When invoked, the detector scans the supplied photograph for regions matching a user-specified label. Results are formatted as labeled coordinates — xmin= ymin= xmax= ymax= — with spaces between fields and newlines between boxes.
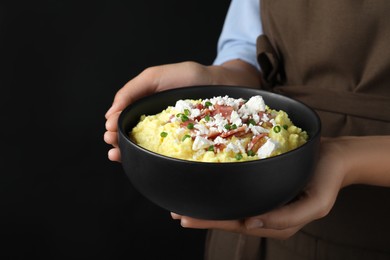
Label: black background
xmin=1 ymin=0 xmax=231 ymax=259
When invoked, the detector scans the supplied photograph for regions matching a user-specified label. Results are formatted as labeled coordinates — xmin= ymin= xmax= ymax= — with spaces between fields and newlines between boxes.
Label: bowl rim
xmin=118 ymin=85 xmax=322 ymax=165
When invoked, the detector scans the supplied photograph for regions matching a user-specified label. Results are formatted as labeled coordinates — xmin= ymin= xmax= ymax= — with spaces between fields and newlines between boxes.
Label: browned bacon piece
xmin=220 ymin=126 xmax=247 ymax=138
xmin=211 ymin=104 xmax=234 ymax=119
xmin=247 ymin=133 xmax=267 ymax=153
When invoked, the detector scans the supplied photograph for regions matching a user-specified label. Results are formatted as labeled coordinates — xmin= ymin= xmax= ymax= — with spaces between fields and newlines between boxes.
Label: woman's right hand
xmin=104 ymin=60 xmax=261 ymax=162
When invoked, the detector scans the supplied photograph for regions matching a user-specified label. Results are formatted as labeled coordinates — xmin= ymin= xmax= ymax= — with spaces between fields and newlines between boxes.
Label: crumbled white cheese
xmin=208 ymin=126 xmax=219 ymax=134
xmin=257 ymin=138 xmax=279 ymax=159
xmin=192 ymin=136 xmax=214 ymax=151
xmin=230 ymin=110 xmax=242 ymax=126
xmin=225 ymin=140 xmax=246 ymax=154
xmin=225 ymin=143 xmax=240 ymax=154
xmin=190 ymin=108 xmax=201 ymax=118
xmin=238 ymin=139 xmax=247 ymax=154
xmin=249 ymin=125 xmax=269 ymax=135
xmin=213 ymin=113 xmax=229 ymax=132
xmin=175 ymin=127 xmax=186 ymax=136
xmin=174 ymin=100 xmax=193 ymax=113
xmin=252 ymin=113 xmax=260 ymax=124
xmin=213 ymin=136 xmax=228 ymax=145
xmin=238 ymin=95 xmax=266 ymax=116
xmin=261 ymin=113 xmax=270 ymax=122
xmin=194 ymin=123 xmax=209 ymax=136
xmin=208 ymin=95 xmax=244 ymax=109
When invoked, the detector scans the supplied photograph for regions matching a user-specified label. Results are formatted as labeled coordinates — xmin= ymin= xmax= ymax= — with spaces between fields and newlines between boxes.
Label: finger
xmin=105 ymin=111 xmax=121 ymax=132
xmin=108 ymin=148 xmax=121 ymax=162
xmin=171 ymin=213 xmax=242 ymax=232
xmin=105 ymin=84 xmax=134 ymax=119
xmin=246 ymin=224 xmax=304 ymax=240
xmin=179 ymin=216 xmax=243 ymax=231
xmin=170 ymin=212 xmax=182 ymax=220
xmin=104 ymin=131 xmax=118 ymax=146
xmin=172 ymin=213 xmax=303 ymax=240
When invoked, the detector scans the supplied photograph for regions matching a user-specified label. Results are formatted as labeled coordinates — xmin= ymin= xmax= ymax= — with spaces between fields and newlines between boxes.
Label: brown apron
xmin=205 ymin=1 xmax=390 ymax=259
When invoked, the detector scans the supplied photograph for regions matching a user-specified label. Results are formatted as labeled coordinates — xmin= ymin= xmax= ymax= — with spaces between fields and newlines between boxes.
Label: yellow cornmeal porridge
xmin=130 ymin=95 xmax=308 ymax=162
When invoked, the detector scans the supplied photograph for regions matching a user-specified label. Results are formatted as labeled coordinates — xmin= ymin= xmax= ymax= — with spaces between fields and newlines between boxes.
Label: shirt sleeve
xmin=213 ymin=0 xmax=263 ymax=70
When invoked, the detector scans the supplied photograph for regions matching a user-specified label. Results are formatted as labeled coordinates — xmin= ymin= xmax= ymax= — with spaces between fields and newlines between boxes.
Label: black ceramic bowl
xmin=118 ymin=85 xmax=321 ymax=220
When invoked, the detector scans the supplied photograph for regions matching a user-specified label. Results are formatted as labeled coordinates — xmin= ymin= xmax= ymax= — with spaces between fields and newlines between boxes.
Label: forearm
xmin=332 ymin=136 xmax=390 ymax=187
xmin=208 ymin=59 xmax=262 ymax=88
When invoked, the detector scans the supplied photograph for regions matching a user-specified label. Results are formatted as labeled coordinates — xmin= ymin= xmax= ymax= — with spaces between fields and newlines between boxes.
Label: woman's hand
xmin=104 ymin=60 xmax=261 ymax=162
xmin=171 ymin=136 xmax=390 ymax=239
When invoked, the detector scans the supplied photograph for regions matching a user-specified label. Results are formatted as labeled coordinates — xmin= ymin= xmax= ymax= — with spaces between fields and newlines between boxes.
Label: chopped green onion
xmin=180 ymin=114 xmax=189 ymax=122
xmin=231 ymin=124 xmax=237 ymax=129
xmin=204 ymin=115 xmax=210 ymax=122
xmin=160 ymin=131 xmax=168 ymax=137
xmin=224 ymin=124 xmax=231 ymax=130
xmin=273 ymin=125 xmax=281 ymax=133
xmin=283 ymin=124 xmax=288 ymax=130
xmin=248 ymin=119 xmax=256 ymax=125
xmin=205 ymin=101 xmax=212 ymax=107
xmin=207 ymin=145 xmax=214 ymax=152
xmin=235 ymin=153 xmax=243 ymax=160
xmin=247 ymin=150 xmax=255 ymax=157
xmin=182 ymin=134 xmax=191 ymax=141
xmin=187 ymin=123 xmax=194 ymax=129
xmin=184 ymin=109 xmax=190 ymax=116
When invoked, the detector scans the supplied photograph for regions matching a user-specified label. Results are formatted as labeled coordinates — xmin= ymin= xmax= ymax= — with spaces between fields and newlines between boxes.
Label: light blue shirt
xmin=213 ymin=0 xmax=262 ymax=70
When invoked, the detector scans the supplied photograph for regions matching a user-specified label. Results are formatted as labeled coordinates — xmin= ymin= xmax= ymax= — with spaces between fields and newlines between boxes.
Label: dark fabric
xmin=206 ymin=0 xmax=390 ymax=259
xmin=257 ymin=0 xmax=390 ymax=127
xmin=204 ymin=230 xmax=262 ymax=260
xmin=259 ymin=0 xmax=390 ymax=258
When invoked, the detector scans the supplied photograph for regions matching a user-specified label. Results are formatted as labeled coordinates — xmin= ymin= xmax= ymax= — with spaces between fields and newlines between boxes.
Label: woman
xmin=104 ymin=0 xmax=390 ymax=259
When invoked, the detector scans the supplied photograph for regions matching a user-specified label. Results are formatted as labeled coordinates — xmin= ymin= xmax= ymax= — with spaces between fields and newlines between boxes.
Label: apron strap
xmin=256 ymin=34 xmax=283 ymax=88
xmin=274 ymin=85 xmax=390 ymax=122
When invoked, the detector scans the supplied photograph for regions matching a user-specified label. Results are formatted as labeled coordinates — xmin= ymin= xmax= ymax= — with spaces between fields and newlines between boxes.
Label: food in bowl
xmin=130 ymin=95 xmax=308 ymax=162
xmin=118 ymin=85 xmax=321 ymax=220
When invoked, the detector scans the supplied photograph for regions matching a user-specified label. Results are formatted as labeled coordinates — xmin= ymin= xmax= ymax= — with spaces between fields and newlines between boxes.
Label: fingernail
xmin=170 ymin=212 xmax=181 ymax=219
xmin=246 ymin=219 xmax=264 ymax=229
